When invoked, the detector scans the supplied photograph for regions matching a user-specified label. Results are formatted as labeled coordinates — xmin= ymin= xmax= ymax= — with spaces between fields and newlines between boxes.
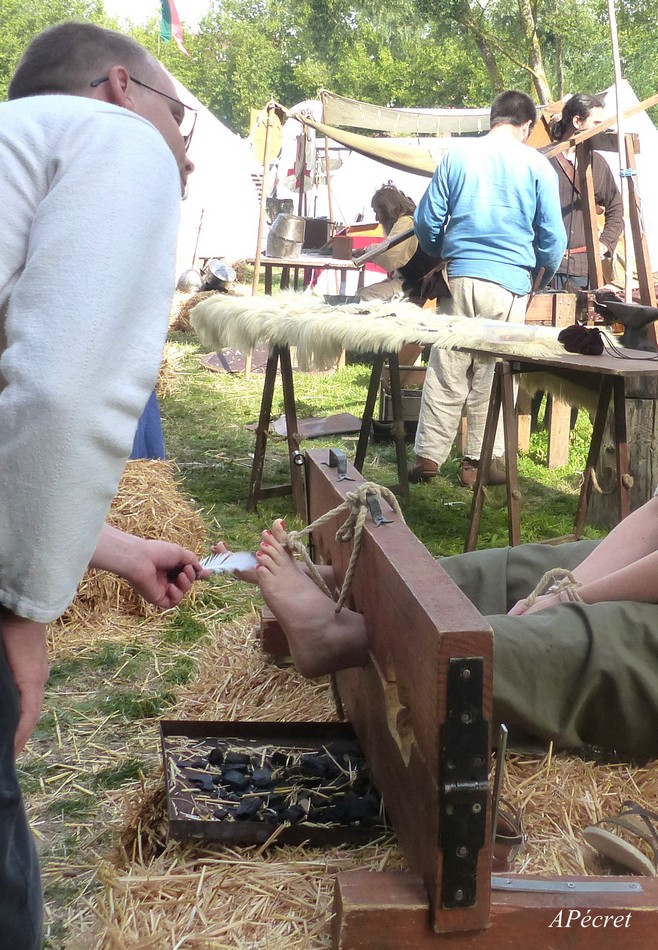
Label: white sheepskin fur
xmin=190 ymin=292 xmax=567 ymax=372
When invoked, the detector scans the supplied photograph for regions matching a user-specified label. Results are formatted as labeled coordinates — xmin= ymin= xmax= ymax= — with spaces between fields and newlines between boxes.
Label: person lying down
xmin=215 ymin=498 xmax=658 ymax=760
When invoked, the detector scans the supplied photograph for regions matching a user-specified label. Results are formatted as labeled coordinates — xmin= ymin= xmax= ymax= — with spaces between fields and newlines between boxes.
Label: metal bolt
xmin=454 ymin=889 xmax=464 ymax=901
xmin=456 ymin=846 xmax=469 ymax=858
xmin=461 ymin=712 xmax=472 ymax=724
xmin=461 ymin=668 xmax=471 ymax=679
xmin=472 ymin=803 xmax=482 ymax=814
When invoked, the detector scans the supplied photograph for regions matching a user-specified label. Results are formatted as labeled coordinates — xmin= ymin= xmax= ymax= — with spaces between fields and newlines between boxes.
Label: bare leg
xmin=257 ymin=523 xmax=368 ymax=677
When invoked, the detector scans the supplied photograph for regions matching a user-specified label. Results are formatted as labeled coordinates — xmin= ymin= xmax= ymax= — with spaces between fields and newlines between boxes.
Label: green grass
xmin=160 ymin=339 xmax=604 ymax=558
xmin=102 ymin=690 xmax=177 ymax=721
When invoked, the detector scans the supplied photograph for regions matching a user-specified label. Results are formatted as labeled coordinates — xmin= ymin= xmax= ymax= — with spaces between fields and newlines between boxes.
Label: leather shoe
xmin=459 ymin=457 xmax=507 ymax=488
xmin=408 ymin=456 xmax=439 ymax=483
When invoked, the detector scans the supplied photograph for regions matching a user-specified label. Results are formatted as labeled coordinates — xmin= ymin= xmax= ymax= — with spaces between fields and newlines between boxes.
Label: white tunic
xmin=0 ymin=95 xmax=181 ymax=622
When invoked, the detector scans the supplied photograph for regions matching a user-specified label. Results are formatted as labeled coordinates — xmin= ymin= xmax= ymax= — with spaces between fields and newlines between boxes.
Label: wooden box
xmin=161 ymin=719 xmax=389 ymax=848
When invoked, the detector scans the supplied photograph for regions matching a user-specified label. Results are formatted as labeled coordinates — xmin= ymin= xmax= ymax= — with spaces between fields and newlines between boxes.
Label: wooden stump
xmin=588 ymin=379 xmax=658 ymax=528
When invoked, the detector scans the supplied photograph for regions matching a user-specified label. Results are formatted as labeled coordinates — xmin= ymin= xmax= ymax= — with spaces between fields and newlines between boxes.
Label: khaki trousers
xmin=414 ymin=277 xmax=527 ymax=466
xmin=441 ymin=540 xmax=658 ymax=758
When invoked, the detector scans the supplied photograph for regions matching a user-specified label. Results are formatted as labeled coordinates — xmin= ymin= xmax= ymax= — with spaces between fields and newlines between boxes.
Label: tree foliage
xmin=1 ymin=0 xmax=657 ymax=134
xmin=0 ymin=0 xmax=110 ymax=99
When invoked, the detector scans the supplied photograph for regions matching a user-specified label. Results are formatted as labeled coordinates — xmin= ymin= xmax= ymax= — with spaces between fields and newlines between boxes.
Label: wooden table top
xmin=464 ymin=344 xmax=658 ymax=378
xmin=244 ymin=254 xmax=361 ymax=270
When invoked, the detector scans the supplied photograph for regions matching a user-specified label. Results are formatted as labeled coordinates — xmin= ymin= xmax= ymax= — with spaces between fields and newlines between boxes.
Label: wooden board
xmin=305 ymin=449 xmax=494 ymax=934
xmin=332 ymin=870 xmax=658 ymax=949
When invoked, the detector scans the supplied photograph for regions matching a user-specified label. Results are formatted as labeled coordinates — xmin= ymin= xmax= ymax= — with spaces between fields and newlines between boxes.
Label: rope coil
xmin=284 ymin=481 xmax=404 ymax=612
xmin=522 ymin=567 xmax=583 ymax=609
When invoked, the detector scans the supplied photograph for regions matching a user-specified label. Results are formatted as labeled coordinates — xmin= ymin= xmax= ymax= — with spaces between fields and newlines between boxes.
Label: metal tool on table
xmin=594 ymin=293 xmax=658 ymax=351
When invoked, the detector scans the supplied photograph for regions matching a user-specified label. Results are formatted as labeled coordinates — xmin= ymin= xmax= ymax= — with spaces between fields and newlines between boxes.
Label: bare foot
xmin=267 ymin=519 xmax=338 ymax=590
xmin=257 ymin=529 xmax=368 ymax=677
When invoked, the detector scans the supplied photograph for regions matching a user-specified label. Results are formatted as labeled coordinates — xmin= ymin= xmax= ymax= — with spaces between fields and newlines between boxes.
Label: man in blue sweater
xmin=409 ymin=90 xmax=566 ymax=487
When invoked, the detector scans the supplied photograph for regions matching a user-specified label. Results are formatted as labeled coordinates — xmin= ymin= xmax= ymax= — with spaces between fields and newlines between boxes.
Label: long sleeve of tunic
xmin=414 ymin=137 xmax=567 ymax=295
xmin=550 ymin=152 xmax=623 ymax=279
xmin=0 ymin=96 xmax=181 ymax=622
xmin=366 ymin=215 xmax=418 ymax=272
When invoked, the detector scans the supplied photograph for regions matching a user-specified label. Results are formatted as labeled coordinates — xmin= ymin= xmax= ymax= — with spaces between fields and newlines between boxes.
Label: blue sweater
xmin=414 ymin=134 xmax=567 ymax=296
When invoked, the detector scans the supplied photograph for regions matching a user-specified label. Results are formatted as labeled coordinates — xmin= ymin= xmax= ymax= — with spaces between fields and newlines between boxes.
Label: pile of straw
xmin=65 ymin=613 xmax=658 ymax=948
xmin=155 ymin=342 xmax=185 ymax=399
xmin=57 ymin=460 xmax=208 ymax=628
xmin=170 ymin=291 xmax=218 ymax=332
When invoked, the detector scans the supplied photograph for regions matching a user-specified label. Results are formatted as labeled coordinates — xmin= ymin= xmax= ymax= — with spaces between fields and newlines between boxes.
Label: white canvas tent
xmin=169 ymin=74 xmax=261 ymax=274
xmin=281 ymin=85 xmax=658 ymax=272
xmin=598 ymin=80 xmax=658 ymax=270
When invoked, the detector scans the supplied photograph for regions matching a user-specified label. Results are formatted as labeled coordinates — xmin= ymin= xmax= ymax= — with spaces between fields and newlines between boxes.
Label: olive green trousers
xmin=441 ymin=541 xmax=658 ymax=758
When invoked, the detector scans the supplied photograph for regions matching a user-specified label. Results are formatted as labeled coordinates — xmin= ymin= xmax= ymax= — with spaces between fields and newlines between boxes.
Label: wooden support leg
xmin=517 ymin=388 xmax=532 ymax=453
xmin=546 ymin=396 xmax=571 ymax=469
xmin=573 ymin=376 xmax=613 ymax=539
xmin=388 ymin=351 xmax=409 ymax=502
xmin=612 ymin=376 xmax=631 ymax=522
xmin=354 ymin=353 xmax=386 ymax=473
xmin=247 ymin=347 xmax=279 ymax=511
xmin=279 ymin=344 xmax=306 ymax=519
xmin=500 ymin=363 xmax=521 ymax=547
xmin=465 ymin=364 xmax=503 ymax=552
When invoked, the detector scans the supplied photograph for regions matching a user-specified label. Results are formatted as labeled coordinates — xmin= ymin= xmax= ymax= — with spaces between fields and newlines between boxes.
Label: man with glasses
xmin=1 ymin=22 xmax=204 ymax=947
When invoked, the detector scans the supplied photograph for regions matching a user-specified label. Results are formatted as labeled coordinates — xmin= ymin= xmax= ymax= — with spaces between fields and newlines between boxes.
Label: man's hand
xmin=1 ymin=611 xmax=49 ymax=755
xmin=122 ymin=538 xmax=210 ymax=608
xmin=90 ymin=525 xmax=209 ymax=609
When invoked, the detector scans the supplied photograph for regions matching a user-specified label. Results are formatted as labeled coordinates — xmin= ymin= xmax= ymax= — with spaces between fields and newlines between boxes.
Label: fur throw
xmin=190 ymin=292 xmax=567 ymax=371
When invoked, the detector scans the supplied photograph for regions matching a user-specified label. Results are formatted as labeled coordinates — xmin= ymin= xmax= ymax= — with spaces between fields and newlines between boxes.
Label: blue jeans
xmin=0 ymin=635 xmax=43 ymax=949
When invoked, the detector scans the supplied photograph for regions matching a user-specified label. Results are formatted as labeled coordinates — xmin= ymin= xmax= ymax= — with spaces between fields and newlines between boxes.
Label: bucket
xmin=266 ymin=213 xmax=306 ymax=259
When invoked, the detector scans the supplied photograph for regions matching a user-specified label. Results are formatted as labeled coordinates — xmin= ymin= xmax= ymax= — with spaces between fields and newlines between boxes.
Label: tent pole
xmin=251 ymin=103 xmax=275 ymax=296
xmin=296 ymin=129 xmax=306 ymax=217
xmin=321 ymin=92 xmax=336 ymax=235
xmin=608 ymin=0 xmax=633 ymax=302
xmin=249 ymin=102 xmax=276 ymax=377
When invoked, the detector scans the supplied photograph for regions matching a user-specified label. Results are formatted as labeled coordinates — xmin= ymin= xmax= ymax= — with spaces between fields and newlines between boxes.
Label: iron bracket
xmin=439 ymin=657 xmax=489 ymax=910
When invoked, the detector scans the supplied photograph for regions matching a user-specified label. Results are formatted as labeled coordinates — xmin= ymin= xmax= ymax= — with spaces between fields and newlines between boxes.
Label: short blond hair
xmin=8 ymin=21 xmax=157 ymax=100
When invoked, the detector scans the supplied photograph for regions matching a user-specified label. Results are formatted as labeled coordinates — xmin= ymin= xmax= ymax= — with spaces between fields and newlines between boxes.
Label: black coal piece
xmin=299 ymin=754 xmax=330 ymax=778
xmin=178 ymin=757 xmax=207 ymax=769
xmin=186 ymin=773 xmax=215 ymax=793
xmin=213 ymin=806 xmax=229 ymax=820
xmin=282 ymin=805 xmax=306 ymax=824
xmin=235 ymin=798 xmax=263 ymax=820
xmin=251 ymin=768 xmax=273 ymax=788
xmin=343 ymin=792 xmax=380 ymax=822
xmin=266 ymin=794 xmax=287 ymax=812
xmin=224 ymin=751 xmax=252 ymax=767
xmin=207 ymin=748 xmax=224 ymax=766
xmin=222 ymin=769 xmax=251 ymax=791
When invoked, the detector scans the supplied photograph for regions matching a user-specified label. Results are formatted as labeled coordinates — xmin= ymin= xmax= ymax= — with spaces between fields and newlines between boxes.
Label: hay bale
xmin=57 ymin=460 xmax=208 ymax=627
xmin=155 ymin=342 xmax=185 ymax=399
xmin=170 ymin=291 xmax=218 ymax=332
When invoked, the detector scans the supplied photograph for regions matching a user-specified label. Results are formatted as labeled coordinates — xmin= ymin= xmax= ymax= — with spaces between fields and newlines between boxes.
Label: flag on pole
xmin=160 ymin=0 xmax=190 ymax=56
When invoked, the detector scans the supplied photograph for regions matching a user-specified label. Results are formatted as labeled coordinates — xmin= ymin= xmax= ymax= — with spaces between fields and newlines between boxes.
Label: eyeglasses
xmin=90 ymin=75 xmax=197 ymax=152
